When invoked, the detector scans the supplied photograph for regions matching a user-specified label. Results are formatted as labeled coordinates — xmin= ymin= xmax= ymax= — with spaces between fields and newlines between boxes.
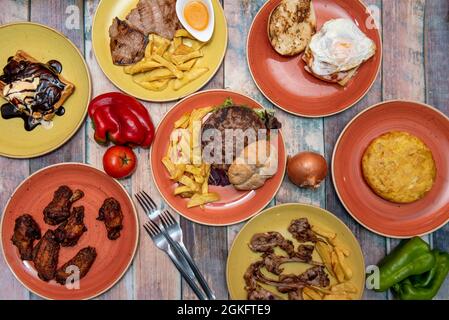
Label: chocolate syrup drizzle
xmin=1 ymin=57 xmax=66 ymax=131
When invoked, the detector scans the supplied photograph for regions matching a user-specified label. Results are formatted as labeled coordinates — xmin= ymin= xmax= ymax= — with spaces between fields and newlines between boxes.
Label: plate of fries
xmin=150 ymin=90 xmax=286 ymax=226
xmin=92 ymin=0 xmax=227 ymax=102
xmin=227 ymin=203 xmax=365 ymax=300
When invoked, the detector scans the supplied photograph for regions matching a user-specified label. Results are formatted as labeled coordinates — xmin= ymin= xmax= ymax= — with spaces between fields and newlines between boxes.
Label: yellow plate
xmin=227 ymin=203 xmax=366 ymax=300
xmin=0 ymin=22 xmax=91 ymax=159
xmin=92 ymin=0 xmax=228 ymax=102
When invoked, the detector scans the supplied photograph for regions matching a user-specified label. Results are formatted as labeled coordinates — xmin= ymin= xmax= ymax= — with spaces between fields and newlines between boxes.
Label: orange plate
xmin=0 ymin=163 xmax=139 ymax=300
xmin=150 ymin=90 xmax=286 ymax=226
xmin=332 ymin=101 xmax=449 ymax=238
xmin=247 ymin=0 xmax=382 ymax=117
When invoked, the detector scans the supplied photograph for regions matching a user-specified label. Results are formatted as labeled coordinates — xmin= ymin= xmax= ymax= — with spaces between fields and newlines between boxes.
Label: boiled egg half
xmin=176 ymin=0 xmax=215 ymax=42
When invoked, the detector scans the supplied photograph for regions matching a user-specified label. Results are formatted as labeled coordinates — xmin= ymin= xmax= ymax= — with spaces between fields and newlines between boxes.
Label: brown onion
xmin=287 ymin=152 xmax=328 ymax=189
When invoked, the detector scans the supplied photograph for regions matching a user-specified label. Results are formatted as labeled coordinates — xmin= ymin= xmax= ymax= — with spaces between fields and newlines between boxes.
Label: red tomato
xmin=103 ymin=146 xmax=137 ymax=179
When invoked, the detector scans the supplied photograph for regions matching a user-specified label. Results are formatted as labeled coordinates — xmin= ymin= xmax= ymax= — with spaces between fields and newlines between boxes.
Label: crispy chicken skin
xmin=43 ymin=186 xmax=84 ymax=225
xmin=11 ymin=214 xmax=41 ymax=260
xmin=32 ymin=230 xmax=60 ymax=281
xmin=54 ymin=206 xmax=87 ymax=247
xmin=97 ymin=198 xmax=123 ymax=240
xmin=55 ymin=247 xmax=97 ymax=285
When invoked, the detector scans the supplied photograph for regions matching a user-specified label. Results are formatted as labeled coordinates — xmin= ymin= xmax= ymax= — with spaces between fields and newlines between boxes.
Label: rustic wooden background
xmin=0 ymin=0 xmax=448 ymax=300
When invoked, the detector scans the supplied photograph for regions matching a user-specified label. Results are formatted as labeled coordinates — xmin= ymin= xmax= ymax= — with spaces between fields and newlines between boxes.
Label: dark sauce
xmin=1 ymin=103 xmax=40 ymax=131
xmin=55 ymin=106 xmax=65 ymax=116
xmin=0 ymin=57 xmax=66 ymax=131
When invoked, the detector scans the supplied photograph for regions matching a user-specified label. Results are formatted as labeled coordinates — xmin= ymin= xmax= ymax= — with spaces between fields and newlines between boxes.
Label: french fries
xmin=315 ymin=241 xmax=335 ymax=277
xmin=303 ymin=287 xmax=323 ymax=300
xmin=151 ymin=54 xmax=184 ymax=79
xmin=162 ymin=110 xmax=219 ymax=208
xmin=187 ymin=192 xmax=220 ymax=208
xmin=124 ymin=60 xmax=161 ymax=74
xmin=173 ymin=68 xmax=209 ymax=90
xmin=124 ymin=29 xmax=209 ymax=91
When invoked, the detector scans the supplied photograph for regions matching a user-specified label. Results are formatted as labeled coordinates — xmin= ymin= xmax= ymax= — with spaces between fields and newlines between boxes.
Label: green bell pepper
xmin=408 ymin=249 xmax=439 ymax=288
xmin=393 ymin=251 xmax=449 ymax=300
xmin=375 ymin=237 xmax=436 ymax=292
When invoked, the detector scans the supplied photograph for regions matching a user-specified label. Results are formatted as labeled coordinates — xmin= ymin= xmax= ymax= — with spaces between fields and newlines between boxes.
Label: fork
xmin=142 ymin=220 xmax=208 ymax=300
xmin=135 ymin=192 xmax=214 ymax=300
xmin=158 ymin=209 xmax=216 ymax=300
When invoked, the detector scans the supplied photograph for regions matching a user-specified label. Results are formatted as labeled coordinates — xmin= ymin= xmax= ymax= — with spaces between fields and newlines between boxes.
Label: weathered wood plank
xmin=179 ymin=1 xmax=228 ymax=300
xmin=0 ymin=0 xmax=30 ymax=300
xmin=26 ymin=0 xmax=86 ymax=300
xmin=83 ymin=0 xmax=135 ymax=300
xmin=29 ymin=0 xmax=86 ymax=172
xmin=382 ymin=0 xmax=428 ymax=300
xmin=323 ymin=0 xmax=386 ymax=300
xmin=133 ymin=103 xmax=181 ymax=300
xmin=424 ymin=0 xmax=449 ymax=300
xmin=224 ymin=0 xmax=325 ymax=300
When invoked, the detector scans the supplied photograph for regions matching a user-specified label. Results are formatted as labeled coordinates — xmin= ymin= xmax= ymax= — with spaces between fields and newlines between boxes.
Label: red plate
xmin=332 ymin=101 xmax=449 ymax=238
xmin=247 ymin=0 xmax=382 ymax=117
xmin=0 ymin=163 xmax=139 ymax=299
xmin=150 ymin=90 xmax=286 ymax=226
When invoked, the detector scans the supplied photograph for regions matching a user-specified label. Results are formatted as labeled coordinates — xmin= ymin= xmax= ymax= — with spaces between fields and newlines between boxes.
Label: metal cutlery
xmin=135 ymin=191 xmax=215 ymax=300
xmin=141 ymin=220 xmax=207 ymax=300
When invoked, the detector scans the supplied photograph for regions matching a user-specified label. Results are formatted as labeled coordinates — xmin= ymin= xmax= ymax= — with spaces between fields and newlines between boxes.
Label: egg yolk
xmin=184 ymin=1 xmax=209 ymax=31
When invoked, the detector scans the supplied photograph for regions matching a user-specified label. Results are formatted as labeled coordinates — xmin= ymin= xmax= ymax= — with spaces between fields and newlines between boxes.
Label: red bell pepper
xmin=88 ymin=92 xmax=155 ymax=148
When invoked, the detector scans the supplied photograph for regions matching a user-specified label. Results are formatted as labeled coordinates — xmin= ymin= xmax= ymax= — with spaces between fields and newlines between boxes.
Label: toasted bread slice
xmin=0 ymin=50 xmax=74 ymax=115
xmin=268 ymin=0 xmax=316 ymax=56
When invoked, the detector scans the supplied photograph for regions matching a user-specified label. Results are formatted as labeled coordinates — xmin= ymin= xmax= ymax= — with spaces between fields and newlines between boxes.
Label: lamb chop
xmin=288 ymin=218 xmax=319 ymax=243
xmin=54 ymin=206 xmax=87 ymax=247
xmin=248 ymin=232 xmax=295 ymax=257
xmin=43 ymin=185 xmax=84 ymax=225
xmin=11 ymin=214 xmax=41 ymax=260
xmin=263 ymin=252 xmax=321 ymax=275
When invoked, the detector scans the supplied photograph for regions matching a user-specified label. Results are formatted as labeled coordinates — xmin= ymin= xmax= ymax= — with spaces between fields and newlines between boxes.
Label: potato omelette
xmin=362 ymin=131 xmax=436 ymax=203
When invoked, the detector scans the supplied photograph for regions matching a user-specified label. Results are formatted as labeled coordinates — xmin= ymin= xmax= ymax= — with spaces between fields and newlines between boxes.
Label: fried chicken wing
xmin=32 ymin=230 xmax=60 ymax=281
xmin=55 ymin=247 xmax=97 ymax=285
xmin=43 ymin=186 xmax=84 ymax=225
xmin=54 ymin=206 xmax=87 ymax=247
xmin=97 ymin=198 xmax=123 ymax=240
xmin=11 ymin=214 xmax=41 ymax=260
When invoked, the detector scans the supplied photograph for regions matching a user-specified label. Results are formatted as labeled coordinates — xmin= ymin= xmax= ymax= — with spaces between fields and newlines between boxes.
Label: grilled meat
xmin=263 ymin=252 xmax=320 ymax=275
xmin=109 ymin=0 xmax=181 ymax=65
xmin=247 ymin=286 xmax=281 ymax=300
xmin=32 ymin=230 xmax=60 ymax=281
xmin=55 ymin=247 xmax=97 ymax=285
xmin=126 ymin=0 xmax=181 ymax=39
xmin=288 ymin=218 xmax=318 ymax=243
xmin=97 ymin=197 xmax=123 ymax=240
xmin=43 ymin=186 xmax=84 ymax=225
xmin=299 ymin=265 xmax=330 ymax=287
xmin=288 ymin=289 xmax=304 ymax=300
xmin=296 ymin=244 xmax=315 ymax=261
xmin=54 ymin=206 xmax=87 ymax=247
xmin=11 ymin=214 xmax=41 ymax=260
xmin=109 ymin=18 xmax=147 ymax=65
xmin=249 ymin=232 xmax=295 ymax=257
xmin=244 ymin=260 xmax=329 ymax=298
xmin=202 ymin=106 xmax=266 ymax=172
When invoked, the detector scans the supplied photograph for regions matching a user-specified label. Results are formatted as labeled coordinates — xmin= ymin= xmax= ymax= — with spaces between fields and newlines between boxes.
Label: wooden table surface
xmin=0 ymin=0 xmax=448 ymax=300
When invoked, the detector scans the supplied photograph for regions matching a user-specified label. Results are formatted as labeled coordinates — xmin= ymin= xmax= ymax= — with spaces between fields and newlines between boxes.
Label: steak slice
xmin=201 ymin=106 xmax=266 ymax=171
xmin=126 ymin=0 xmax=182 ymax=39
xmin=109 ymin=17 xmax=147 ymax=65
